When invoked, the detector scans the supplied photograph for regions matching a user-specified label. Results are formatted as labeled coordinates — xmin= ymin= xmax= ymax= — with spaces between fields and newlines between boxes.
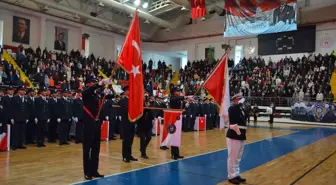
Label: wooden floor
xmin=0 ymin=122 xmax=335 ymax=185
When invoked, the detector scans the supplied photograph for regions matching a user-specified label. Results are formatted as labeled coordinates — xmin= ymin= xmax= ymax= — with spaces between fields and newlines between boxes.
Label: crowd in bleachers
xmin=1 ymin=45 xmax=336 ymax=105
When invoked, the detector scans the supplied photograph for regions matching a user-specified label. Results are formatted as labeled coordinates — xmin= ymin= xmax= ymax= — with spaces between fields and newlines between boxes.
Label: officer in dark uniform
xmin=119 ymin=86 xmax=138 ymax=163
xmin=35 ymin=87 xmax=50 ymax=147
xmin=26 ymin=88 xmax=36 ymax=144
xmin=73 ymin=90 xmax=84 ymax=144
xmin=102 ymin=93 xmax=117 ymax=141
xmin=252 ymin=104 xmax=259 ymax=124
xmin=58 ymin=89 xmax=72 ymax=145
xmin=11 ymin=86 xmax=29 ymax=150
xmin=210 ymin=99 xmax=218 ymax=128
xmin=269 ymin=102 xmax=276 ymax=125
xmin=0 ymin=87 xmax=6 ymax=134
xmin=3 ymin=86 xmax=14 ymax=134
xmin=226 ymin=93 xmax=247 ymax=184
xmin=48 ymin=89 xmax=59 ymax=143
xmin=203 ymin=98 xmax=212 ymax=130
xmin=169 ymin=87 xmax=184 ymax=160
xmin=82 ymin=77 xmax=109 ymax=180
xmin=138 ymin=97 xmax=154 ymax=159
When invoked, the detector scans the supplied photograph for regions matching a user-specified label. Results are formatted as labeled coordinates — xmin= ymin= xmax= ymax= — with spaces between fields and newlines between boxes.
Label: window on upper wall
xmin=234 ymin=45 xmax=243 ymax=66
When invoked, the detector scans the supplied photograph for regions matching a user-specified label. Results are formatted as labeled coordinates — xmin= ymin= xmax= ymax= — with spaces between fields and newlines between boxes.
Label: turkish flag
xmin=225 ymin=0 xmax=257 ymax=17
xmin=117 ymin=11 xmax=144 ymax=122
xmin=258 ymin=0 xmax=296 ymax=12
xmin=191 ymin=0 xmax=206 ymax=19
xmin=203 ymin=53 xmax=230 ymax=129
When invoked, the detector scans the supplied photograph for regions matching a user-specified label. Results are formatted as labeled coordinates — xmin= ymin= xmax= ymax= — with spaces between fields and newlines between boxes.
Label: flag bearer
xmin=227 ymin=93 xmax=247 ymax=184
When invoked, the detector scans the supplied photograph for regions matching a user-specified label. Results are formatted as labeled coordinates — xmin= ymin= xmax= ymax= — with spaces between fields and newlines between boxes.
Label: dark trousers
xmin=117 ymin=119 xmax=123 ymax=139
xmin=26 ymin=120 xmax=36 ymax=144
xmin=171 ymin=146 xmax=180 ymax=157
xmin=206 ymin=116 xmax=212 ymax=129
xmin=82 ymin=119 xmax=101 ymax=176
xmin=269 ymin=115 xmax=274 ymax=124
xmin=59 ymin=119 xmax=70 ymax=144
xmin=122 ymin=123 xmax=135 ymax=159
xmin=109 ymin=120 xmax=116 ymax=139
xmin=187 ymin=117 xmax=195 ymax=131
xmin=139 ymin=129 xmax=152 ymax=155
xmin=48 ymin=119 xmax=58 ymax=142
xmin=254 ymin=114 xmax=258 ymax=124
xmin=12 ymin=121 xmax=26 ymax=148
xmin=36 ymin=120 xmax=46 ymax=146
xmin=76 ymin=121 xmax=83 ymax=143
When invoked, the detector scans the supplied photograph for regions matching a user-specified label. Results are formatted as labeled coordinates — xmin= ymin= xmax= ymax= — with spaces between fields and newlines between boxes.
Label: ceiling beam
xmin=29 ymin=0 xmax=151 ymax=38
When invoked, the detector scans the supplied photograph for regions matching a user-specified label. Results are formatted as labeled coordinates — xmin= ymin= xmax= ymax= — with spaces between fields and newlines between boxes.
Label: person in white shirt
xmin=316 ymin=91 xmax=324 ymax=101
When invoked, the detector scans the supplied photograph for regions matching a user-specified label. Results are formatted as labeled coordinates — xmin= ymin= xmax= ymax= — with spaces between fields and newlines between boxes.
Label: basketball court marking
xmin=71 ymin=128 xmax=301 ymax=185
xmin=72 ymin=127 xmax=336 ymax=185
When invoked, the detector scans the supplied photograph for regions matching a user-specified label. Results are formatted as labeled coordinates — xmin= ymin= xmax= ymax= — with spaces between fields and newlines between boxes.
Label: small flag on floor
xmin=161 ymin=110 xmax=183 ymax=147
xmin=0 ymin=125 xmax=10 ymax=151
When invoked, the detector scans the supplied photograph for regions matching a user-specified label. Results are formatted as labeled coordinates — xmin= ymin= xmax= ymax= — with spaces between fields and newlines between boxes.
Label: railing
xmin=246 ymin=96 xmax=294 ymax=107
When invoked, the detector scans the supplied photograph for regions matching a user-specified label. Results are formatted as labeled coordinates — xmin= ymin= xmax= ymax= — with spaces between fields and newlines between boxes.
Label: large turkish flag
xmin=117 ymin=11 xmax=144 ymax=122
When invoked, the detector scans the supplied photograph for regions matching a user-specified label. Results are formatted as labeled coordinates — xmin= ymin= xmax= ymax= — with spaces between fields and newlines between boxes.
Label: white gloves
xmin=99 ymin=78 xmax=112 ymax=86
xmin=69 ymin=119 xmax=71 ymax=122
xmin=47 ymin=119 xmax=50 ymax=123
xmin=11 ymin=119 xmax=14 ymax=124
xmin=35 ymin=118 xmax=38 ymax=124
xmin=105 ymin=116 xmax=109 ymax=121
xmin=119 ymin=116 xmax=121 ymax=121
xmin=190 ymin=115 xmax=192 ymax=118
xmin=115 ymin=116 xmax=118 ymax=120
xmin=0 ymin=123 xmax=2 ymax=127
xmin=26 ymin=120 xmax=29 ymax=123
xmin=229 ymin=124 xmax=241 ymax=135
xmin=103 ymin=88 xmax=112 ymax=95
xmin=204 ymin=114 xmax=207 ymax=117
xmin=57 ymin=118 xmax=61 ymax=123
xmin=238 ymin=98 xmax=245 ymax=104
xmin=75 ymin=117 xmax=78 ymax=123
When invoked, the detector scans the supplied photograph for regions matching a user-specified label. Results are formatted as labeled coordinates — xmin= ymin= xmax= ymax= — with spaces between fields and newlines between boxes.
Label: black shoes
xmin=228 ymin=178 xmax=240 ymax=184
xmin=92 ymin=173 xmax=104 ymax=178
xmin=18 ymin=146 xmax=27 ymax=149
xmin=123 ymin=158 xmax=130 ymax=163
xmin=172 ymin=155 xmax=184 ymax=160
xmin=84 ymin=175 xmax=92 ymax=180
xmin=236 ymin=176 xmax=246 ymax=183
xmin=160 ymin=146 xmax=169 ymax=150
xmin=129 ymin=156 xmax=138 ymax=161
xmin=141 ymin=154 xmax=149 ymax=159
xmin=228 ymin=176 xmax=246 ymax=184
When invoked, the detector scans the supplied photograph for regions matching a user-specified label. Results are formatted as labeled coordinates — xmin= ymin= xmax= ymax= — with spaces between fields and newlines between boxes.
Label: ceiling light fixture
xmin=142 ymin=2 xmax=148 ymax=8
xmin=144 ymin=20 xmax=150 ymax=24
xmin=134 ymin=0 xmax=141 ymax=6
xmin=201 ymin=17 xmax=206 ymax=21
xmin=181 ymin=6 xmax=186 ymax=10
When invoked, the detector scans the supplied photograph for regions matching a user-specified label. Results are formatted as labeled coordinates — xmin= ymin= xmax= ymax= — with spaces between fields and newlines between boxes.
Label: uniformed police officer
xmin=48 ymin=89 xmax=59 ymax=143
xmin=169 ymin=87 xmax=184 ymax=160
xmin=35 ymin=87 xmax=50 ymax=147
xmin=0 ymin=87 xmax=5 ymax=135
xmin=58 ymin=89 xmax=72 ymax=145
xmin=226 ymin=93 xmax=247 ymax=184
xmin=82 ymin=77 xmax=110 ymax=180
xmin=73 ymin=90 xmax=84 ymax=144
xmin=138 ymin=97 xmax=154 ymax=159
xmin=10 ymin=86 xmax=29 ymax=150
xmin=119 ymin=86 xmax=138 ymax=163
xmin=26 ymin=88 xmax=36 ymax=144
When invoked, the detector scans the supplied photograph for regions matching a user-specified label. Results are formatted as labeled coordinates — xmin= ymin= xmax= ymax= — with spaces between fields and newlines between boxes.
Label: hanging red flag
xmin=117 ymin=10 xmax=144 ymax=122
xmin=191 ymin=0 xmax=206 ymax=19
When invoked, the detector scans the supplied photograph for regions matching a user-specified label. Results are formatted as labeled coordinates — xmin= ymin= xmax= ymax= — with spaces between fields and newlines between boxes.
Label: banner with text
xmin=224 ymin=0 xmax=297 ymax=37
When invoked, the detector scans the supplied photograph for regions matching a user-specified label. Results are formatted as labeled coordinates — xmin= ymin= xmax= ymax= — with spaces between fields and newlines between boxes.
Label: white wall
xmin=142 ymin=52 xmax=181 ymax=72
xmin=45 ymin=19 xmax=82 ymax=53
xmin=0 ymin=8 xmax=42 ymax=49
xmin=0 ymin=20 xmax=3 ymax=47
xmin=0 ymin=3 xmax=122 ymax=59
